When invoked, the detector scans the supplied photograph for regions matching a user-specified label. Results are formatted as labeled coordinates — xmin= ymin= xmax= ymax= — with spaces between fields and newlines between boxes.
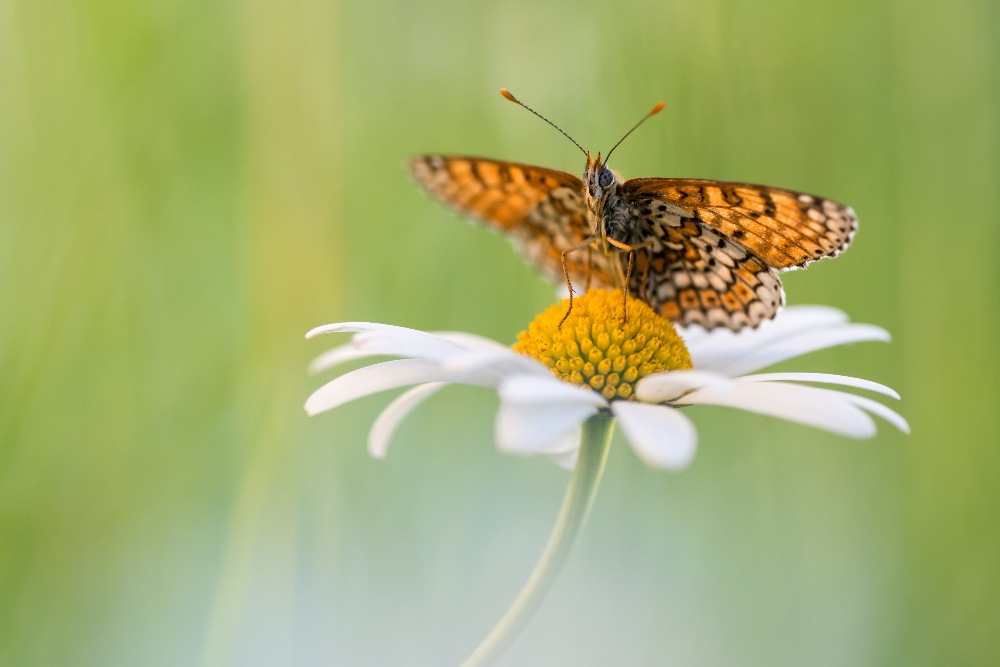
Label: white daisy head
xmin=305 ymin=289 xmax=907 ymax=470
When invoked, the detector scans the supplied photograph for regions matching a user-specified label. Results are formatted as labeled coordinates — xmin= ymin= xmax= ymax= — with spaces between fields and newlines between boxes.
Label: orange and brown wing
xmin=409 ymin=156 xmax=614 ymax=288
xmin=622 ymin=178 xmax=856 ymax=330
xmin=622 ymin=178 xmax=856 ymax=270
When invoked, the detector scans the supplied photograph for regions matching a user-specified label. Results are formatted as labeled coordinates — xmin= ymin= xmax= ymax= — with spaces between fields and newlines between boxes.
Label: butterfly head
xmin=584 ymin=151 xmax=621 ymax=207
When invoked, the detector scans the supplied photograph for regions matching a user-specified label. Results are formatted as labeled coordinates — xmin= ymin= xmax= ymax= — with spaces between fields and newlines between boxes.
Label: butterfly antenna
xmin=500 ymin=88 xmax=587 ymax=156
xmin=603 ymin=101 xmax=666 ymax=165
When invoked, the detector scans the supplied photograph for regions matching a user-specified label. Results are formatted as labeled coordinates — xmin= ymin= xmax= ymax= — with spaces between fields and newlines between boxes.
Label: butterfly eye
xmin=598 ymin=168 xmax=614 ymax=188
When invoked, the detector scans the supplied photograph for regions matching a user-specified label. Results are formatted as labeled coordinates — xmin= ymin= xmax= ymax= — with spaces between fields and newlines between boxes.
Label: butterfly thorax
xmin=583 ymin=154 xmax=634 ymax=247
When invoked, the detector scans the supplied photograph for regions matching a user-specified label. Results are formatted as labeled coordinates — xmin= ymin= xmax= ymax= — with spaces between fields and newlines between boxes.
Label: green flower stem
xmin=461 ymin=413 xmax=616 ymax=667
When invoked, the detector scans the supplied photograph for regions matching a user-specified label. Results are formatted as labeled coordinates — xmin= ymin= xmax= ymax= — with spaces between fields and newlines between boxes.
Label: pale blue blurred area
xmin=1 ymin=0 xmax=997 ymax=665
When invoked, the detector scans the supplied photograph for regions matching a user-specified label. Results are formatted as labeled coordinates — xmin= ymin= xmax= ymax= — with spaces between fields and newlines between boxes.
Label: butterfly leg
xmin=606 ymin=238 xmax=654 ymax=322
xmin=639 ymin=245 xmax=654 ymax=303
xmin=559 ymin=234 xmax=599 ymax=329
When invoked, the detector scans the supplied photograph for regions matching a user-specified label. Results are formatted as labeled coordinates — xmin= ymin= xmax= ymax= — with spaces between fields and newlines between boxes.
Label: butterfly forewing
xmin=409 ymin=156 xmax=619 ymax=290
xmin=622 ymin=178 xmax=857 ymax=269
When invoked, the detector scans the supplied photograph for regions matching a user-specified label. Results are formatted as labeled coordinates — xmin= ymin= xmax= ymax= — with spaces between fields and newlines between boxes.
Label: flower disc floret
xmin=513 ymin=289 xmax=693 ymax=401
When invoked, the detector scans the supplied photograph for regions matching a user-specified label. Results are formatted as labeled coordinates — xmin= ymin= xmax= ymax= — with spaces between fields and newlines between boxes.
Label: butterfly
xmin=408 ymin=89 xmax=857 ymax=331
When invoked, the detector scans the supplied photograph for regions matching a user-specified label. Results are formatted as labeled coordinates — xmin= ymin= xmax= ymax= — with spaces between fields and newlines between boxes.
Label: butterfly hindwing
xmin=624 ymin=198 xmax=784 ymax=330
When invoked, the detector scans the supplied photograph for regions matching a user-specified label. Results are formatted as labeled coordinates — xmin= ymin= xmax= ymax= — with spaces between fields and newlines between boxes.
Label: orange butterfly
xmin=409 ymin=89 xmax=856 ymax=331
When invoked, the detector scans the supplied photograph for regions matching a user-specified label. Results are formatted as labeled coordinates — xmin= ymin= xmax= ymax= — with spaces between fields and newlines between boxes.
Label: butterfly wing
xmin=621 ymin=178 xmax=857 ymax=330
xmin=409 ymin=156 xmax=615 ymax=289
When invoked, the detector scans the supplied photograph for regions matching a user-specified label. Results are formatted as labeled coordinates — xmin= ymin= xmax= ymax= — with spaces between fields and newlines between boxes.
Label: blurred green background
xmin=1 ymin=0 xmax=997 ymax=664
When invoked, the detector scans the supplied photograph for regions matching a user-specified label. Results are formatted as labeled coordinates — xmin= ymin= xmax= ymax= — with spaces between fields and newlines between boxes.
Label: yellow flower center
xmin=513 ymin=289 xmax=693 ymax=401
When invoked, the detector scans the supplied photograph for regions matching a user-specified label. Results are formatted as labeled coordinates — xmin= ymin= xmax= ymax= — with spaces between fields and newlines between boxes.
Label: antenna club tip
xmin=499 ymin=88 xmax=518 ymax=103
xmin=651 ymin=101 xmax=666 ymax=115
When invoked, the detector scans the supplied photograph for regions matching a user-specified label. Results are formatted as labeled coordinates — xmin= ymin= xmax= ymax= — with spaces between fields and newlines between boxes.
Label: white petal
xmin=495 ymin=401 xmax=598 ymax=454
xmin=539 ymin=424 xmax=581 ymax=453
xmin=495 ymin=376 xmax=605 ymax=453
xmin=675 ymin=381 xmax=877 ymax=438
xmin=635 ymin=370 xmax=732 ymax=403
xmin=306 ymin=322 xmax=464 ymax=362
xmin=675 ymin=323 xmax=710 ymax=346
xmin=734 ymin=373 xmax=900 ymax=399
xmin=683 ymin=305 xmax=847 ymax=362
xmin=740 ymin=305 xmax=850 ymax=339
xmin=697 ymin=324 xmax=890 ymax=377
xmin=306 ymin=321 xmax=424 ymax=339
xmin=367 ymin=383 xmax=444 ymax=458
xmin=308 ymin=343 xmax=383 ymax=375
xmin=611 ymin=401 xmax=697 ymax=469
xmin=304 ymin=359 xmax=492 ymax=416
xmin=757 ymin=305 xmax=849 ymax=331
xmin=350 ymin=331 xmax=465 ymax=362
xmin=434 ymin=331 xmax=514 ymax=352
xmin=540 ymin=426 xmax=582 ymax=470
xmin=840 ymin=393 xmax=910 ymax=433
xmin=499 ymin=374 xmax=609 ymax=406
xmin=443 ymin=349 xmax=551 ymax=381
xmin=546 ymin=449 xmax=579 ymax=470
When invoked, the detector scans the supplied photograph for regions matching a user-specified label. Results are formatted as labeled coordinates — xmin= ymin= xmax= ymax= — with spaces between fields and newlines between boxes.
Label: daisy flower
xmin=304 ymin=289 xmax=906 ymax=666
xmin=305 ymin=290 xmax=907 ymax=470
